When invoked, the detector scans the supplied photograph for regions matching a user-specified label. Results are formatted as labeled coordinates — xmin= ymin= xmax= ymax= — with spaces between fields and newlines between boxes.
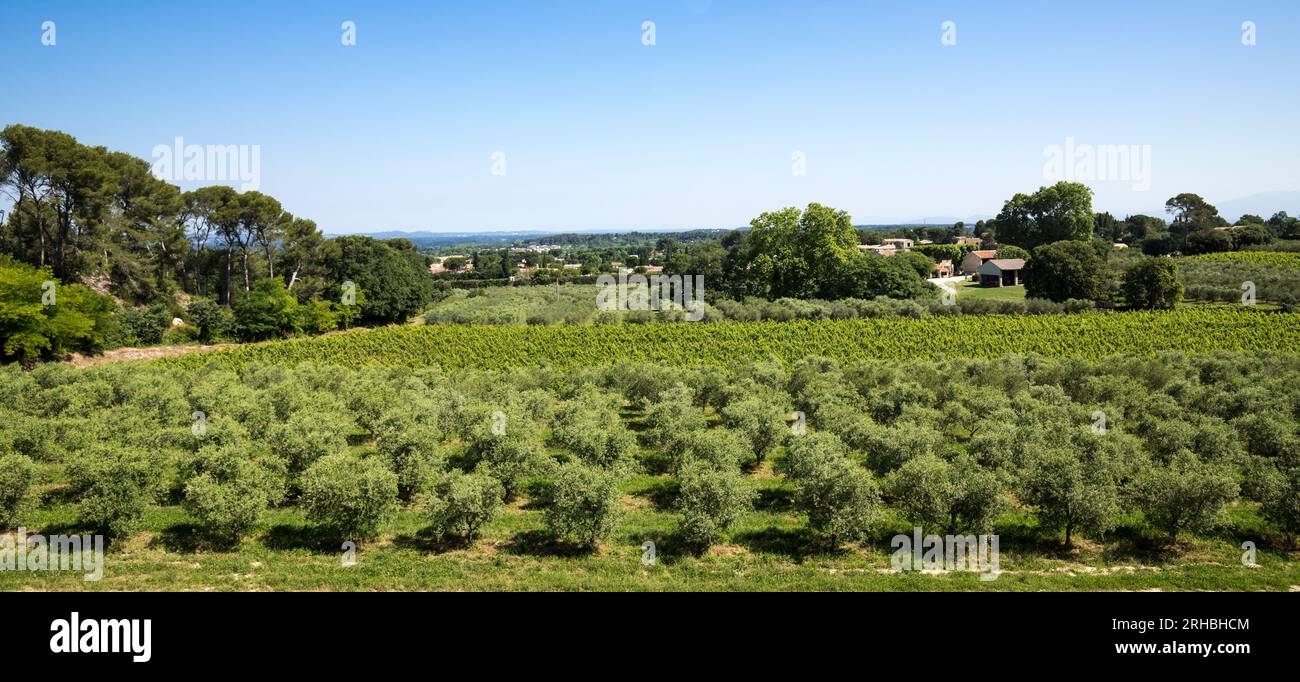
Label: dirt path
xmin=67 ymin=343 xmax=234 ymax=368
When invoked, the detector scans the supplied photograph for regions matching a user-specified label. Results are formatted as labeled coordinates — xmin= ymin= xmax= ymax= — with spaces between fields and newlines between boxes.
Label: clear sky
xmin=2 ymin=0 xmax=1298 ymax=232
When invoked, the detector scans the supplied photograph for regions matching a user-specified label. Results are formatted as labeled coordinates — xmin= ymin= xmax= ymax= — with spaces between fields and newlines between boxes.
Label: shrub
xmin=180 ymin=446 xmax=285 ymax=541
xmin=675 ymin=428 xmax=750 ymax=474
xmin=300 ymin=453 xmax=399 ymax=541
xmin=233 ymin=278 xmax=300 ymax=341
xmin=675 ymin=460 xmax=755 ymax=551
xmin=1129 ymin=453 xmax=1239 ymax=543
xmin=795 ymin=456 xmax=881 ymax=548
xmin=777 ymin=432 xmax=849 ymax=482
xmin=422 ymin=471 xmax=504 ymax=541
xmin=0 ymin=257 xmax=116 ymax=364
xmin=374 ymin=412 xmax=443 ymax=501
xmin=476 ymin=438 xmax=548 ymax=501
xmin=720 ymin=397 xmax=788 ymax=463
xmin=1261 ymin=464 xmax=1300 ymax=539
xmin=266 ymin=411 xmax=350 ymax=480
xmin=185 ymin=299 xmax=232 ymax=343
xmin=884 ymin=454 xmax=1004 ymax=534
xmin=0 ymin=453 xmax=38 ymax=529
xmin=545 ymin=463 xmax=623 ymax=548
xmin=67 ymin=447 xmax=164 ymax=540
xmin=115 ymin=304 xmax=173 ymax=345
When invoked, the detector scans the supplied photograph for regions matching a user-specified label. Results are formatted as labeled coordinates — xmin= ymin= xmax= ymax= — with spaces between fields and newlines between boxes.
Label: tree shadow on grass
xmin=390 ymin=526 xmax=471 ymax=555
xmin=753 ymin=486 xmax=794 ymax=514
xmin=503 ymin=529 xmax=595 ymax=558
xmin=261 ymin=523 xmax=345 ymax=554
xmin=150 ymin=522 xmax=242 ymax=554
xmin=731 ymin=526 xmax=812 ymax=561
xmin=1099 ymin=525 xmax=1181 ymax=564
xmin=628 ymin=477 xmax=678 ymax=512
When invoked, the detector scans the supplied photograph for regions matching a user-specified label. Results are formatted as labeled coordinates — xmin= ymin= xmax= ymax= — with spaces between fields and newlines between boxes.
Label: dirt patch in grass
xmin=68 ymin=344 xmax=233 ymax=368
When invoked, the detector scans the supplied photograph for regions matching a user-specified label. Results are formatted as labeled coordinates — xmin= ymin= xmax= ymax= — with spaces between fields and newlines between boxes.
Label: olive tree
xmin=0 ymin=453 xmax=38 ymax=530
xmin=423 ymin=471 xmax=504 ymax=542
xmin=1019 ymin=447 xmax=1121 ymax=547
xmin=545 ymin=463 xmax=623 ymax=549
xmin=67 ymin=447 xmax=165 ymax=540
xmin=300 ymin=453 xmax=399 ymax=542
xmin=796 ymin=457 xmax=881 ymax=549
xmin=676 ymin=460 xmax=755 ymax=551
xmin=1128 ymin=453 xmax=1238 ymax=543
xmin=884 ymin=454 xmax=1004 ymax=534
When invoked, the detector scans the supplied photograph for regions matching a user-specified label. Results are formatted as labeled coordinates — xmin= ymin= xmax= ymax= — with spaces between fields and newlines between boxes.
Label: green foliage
xmin=1024 ymin=240 xmax=1108 ymax=302
xmin=422 ymin=470 xmax=504 ymax=541
xmin=185 ymin=299 xmax=232 ymax=343
xmin=162 ymin=309 xmax=1300 ymax=373
xmin=885 ymin=454 xmax=1004 ymax=534
xmin=795 ymin=456 xmax=881 ymax=548
xmin=992 ymin=182 xmax=1095 ymax=251
xmin=0 ymin=257 xmax=116 ymax=364
xmin=1121 ymin=257 xmax=1183 ymax=310
xmin=1129 ymin=454 xmax=1239 ymax=543
xmin=0 ymin=453 xmax=38 ymax=529
xmin=300 ymin=453 xmax=399 ymax=541
xmin=234 ymin=278 xmax=301 ymax=341
xmin=1019 ymin=446 xmax=1122 ymax=546
xmin=114 ymin=304 xmax=173 ymax=346
xmin=182 ymin=449 xmax=283 ymax=542
xmin=675 ymin=428 xmax=751 ymax=473
xmin=1185 ymin=228 xmax=1234 ymax=255
xmin=719 ymin=397 xmax=788 ymax=463
xmin=373 ymin=412 xmax=444 ymax=501
xmin=545 ymin=463 xmax=623 ymax=548
xmin=675 ymin=460 xmax=755 ymax=551
xmin=266 ymin=410 xmax=350 ymax=481
xmin=67 ymin=446 xmax=164 ymax=539
xmin=319 ymin=236 xmax=433 ymax=325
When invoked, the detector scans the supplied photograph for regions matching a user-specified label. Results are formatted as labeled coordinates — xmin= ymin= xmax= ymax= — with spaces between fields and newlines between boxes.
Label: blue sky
xmin=2 ymin=0 xmax=1298 ymax=232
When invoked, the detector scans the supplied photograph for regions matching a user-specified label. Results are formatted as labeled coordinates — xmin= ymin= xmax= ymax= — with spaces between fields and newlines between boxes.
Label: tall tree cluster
xmin=1 ymin=124 xmax=431 ymax=328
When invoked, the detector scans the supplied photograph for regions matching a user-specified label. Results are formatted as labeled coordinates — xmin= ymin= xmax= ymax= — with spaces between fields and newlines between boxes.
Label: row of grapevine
xmin=154 ymin=309 xmax=1300 ymax=371
xmin=1186 ymin=251 xmax=1300 ymax=269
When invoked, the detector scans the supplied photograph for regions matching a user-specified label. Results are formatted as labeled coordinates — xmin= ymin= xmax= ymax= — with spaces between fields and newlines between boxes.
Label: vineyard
xmin=1186 ymin=251 xmax=1300 ymax=268
xmin=158 ymin=309 xmax=1300 ymax=371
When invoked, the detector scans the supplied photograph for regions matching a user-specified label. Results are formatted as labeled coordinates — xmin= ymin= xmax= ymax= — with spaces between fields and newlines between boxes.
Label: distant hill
xmin=1211 ymin=191 xmax=1300 ymax=223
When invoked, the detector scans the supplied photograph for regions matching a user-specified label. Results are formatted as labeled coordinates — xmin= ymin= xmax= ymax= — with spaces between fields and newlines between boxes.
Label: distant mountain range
xmin=1209 ymin=191 xmax=1300 ymax=223
xmin=336 ymin=192 xmax=1299 ymax=244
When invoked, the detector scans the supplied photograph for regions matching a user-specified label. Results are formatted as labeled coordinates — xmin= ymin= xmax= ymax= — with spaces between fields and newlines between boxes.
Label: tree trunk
xmin=224 ymin=247 xmax=233 ymax=304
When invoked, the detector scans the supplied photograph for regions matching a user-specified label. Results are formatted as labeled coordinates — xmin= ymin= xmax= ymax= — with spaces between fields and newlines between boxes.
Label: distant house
xmin=961 ymin=249 xmax=998 ymax=275
xmin=1112 ymin=242 xmax=1129 ymax=250
xmin=956 ymin=236 xmax=983 ymax=245
xmin=932 ymin=259 xmax=954 ymax=278
xmin=859 ymin=244 xmax=897 ymax=256
xmin=917 ymin=239 xmax=934 ymax=245
xmin=882 ymin=238 xmax=914 ymax=251
xmin=978 ymin=258 xmax=1025 ymax=287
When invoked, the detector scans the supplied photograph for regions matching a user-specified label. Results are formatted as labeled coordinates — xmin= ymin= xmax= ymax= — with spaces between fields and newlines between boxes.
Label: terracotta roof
xmin=986 ymin=258 xmax=1025 ymax=270
xmin=971 ymin=250 xmax=998 ymax=258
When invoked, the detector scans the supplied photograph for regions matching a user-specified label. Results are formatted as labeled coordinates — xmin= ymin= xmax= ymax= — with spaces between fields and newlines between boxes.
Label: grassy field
xmin=6 ymin=456 xmax=1295 ymax=592
xmin=956 ymin=279 xmax=1028 ymax=303
xmin=156 ymin=309 xmax=1300 ymax=371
